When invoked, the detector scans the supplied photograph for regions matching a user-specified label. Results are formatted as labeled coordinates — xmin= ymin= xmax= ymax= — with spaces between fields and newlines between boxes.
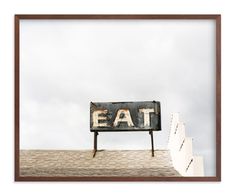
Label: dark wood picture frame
xmin=15 ymin=14 xmax=221 ymax=181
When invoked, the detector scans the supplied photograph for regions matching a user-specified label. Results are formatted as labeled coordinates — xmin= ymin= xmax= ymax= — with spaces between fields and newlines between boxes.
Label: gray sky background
xmin=20 ymin=20 xmax=216 ymax=176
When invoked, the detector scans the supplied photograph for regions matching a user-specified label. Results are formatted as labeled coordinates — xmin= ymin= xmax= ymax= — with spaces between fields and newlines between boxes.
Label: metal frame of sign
xmin=90 ymin=101 xmax=161 ymax=157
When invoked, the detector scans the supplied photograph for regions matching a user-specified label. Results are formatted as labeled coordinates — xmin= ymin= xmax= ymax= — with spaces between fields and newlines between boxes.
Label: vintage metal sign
xmin=90 ymin=101 xmax=161 ymax=132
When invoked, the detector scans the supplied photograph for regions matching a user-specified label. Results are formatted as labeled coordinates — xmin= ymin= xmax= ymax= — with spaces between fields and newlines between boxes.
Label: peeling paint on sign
xmin=90 ymin=101 xmax=161 ymax=132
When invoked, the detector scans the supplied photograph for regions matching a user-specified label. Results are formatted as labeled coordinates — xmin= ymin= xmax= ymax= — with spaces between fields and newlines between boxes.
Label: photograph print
xmin=15 ymin=15 xmax=221 ymax=181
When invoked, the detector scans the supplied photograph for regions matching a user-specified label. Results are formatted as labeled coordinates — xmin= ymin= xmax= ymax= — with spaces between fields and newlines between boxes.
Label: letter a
xmin=113 ymin=109 xmax=134 ymax=127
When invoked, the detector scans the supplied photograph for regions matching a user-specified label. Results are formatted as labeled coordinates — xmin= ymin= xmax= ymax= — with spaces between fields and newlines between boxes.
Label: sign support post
xmin=149 ymin=131 xmax=154 ymax=157
xmin=93 ymin=131 xmax=98 ymax=158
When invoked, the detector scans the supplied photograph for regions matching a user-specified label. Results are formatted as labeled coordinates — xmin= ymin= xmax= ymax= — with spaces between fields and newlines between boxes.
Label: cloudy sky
xmin=20 ymin=19 xmax=216 ymax=176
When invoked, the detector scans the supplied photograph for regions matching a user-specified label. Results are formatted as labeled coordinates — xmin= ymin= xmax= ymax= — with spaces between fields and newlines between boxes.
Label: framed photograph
xmin=15 ymin=15 xmax=221 ymax=181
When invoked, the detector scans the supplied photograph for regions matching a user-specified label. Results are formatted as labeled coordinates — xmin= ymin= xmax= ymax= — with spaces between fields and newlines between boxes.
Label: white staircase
xmin=168 ymin=113 xmax=204 ymax=176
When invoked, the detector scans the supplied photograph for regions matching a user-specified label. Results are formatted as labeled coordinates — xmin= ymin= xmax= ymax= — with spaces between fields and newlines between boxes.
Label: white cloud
xmin=20 ymin=19 xmax=216 ymax=175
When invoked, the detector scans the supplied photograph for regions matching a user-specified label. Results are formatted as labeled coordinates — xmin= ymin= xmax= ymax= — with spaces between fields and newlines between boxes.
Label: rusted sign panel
xmin=90 ymin=101 xmax=161 ymax=132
